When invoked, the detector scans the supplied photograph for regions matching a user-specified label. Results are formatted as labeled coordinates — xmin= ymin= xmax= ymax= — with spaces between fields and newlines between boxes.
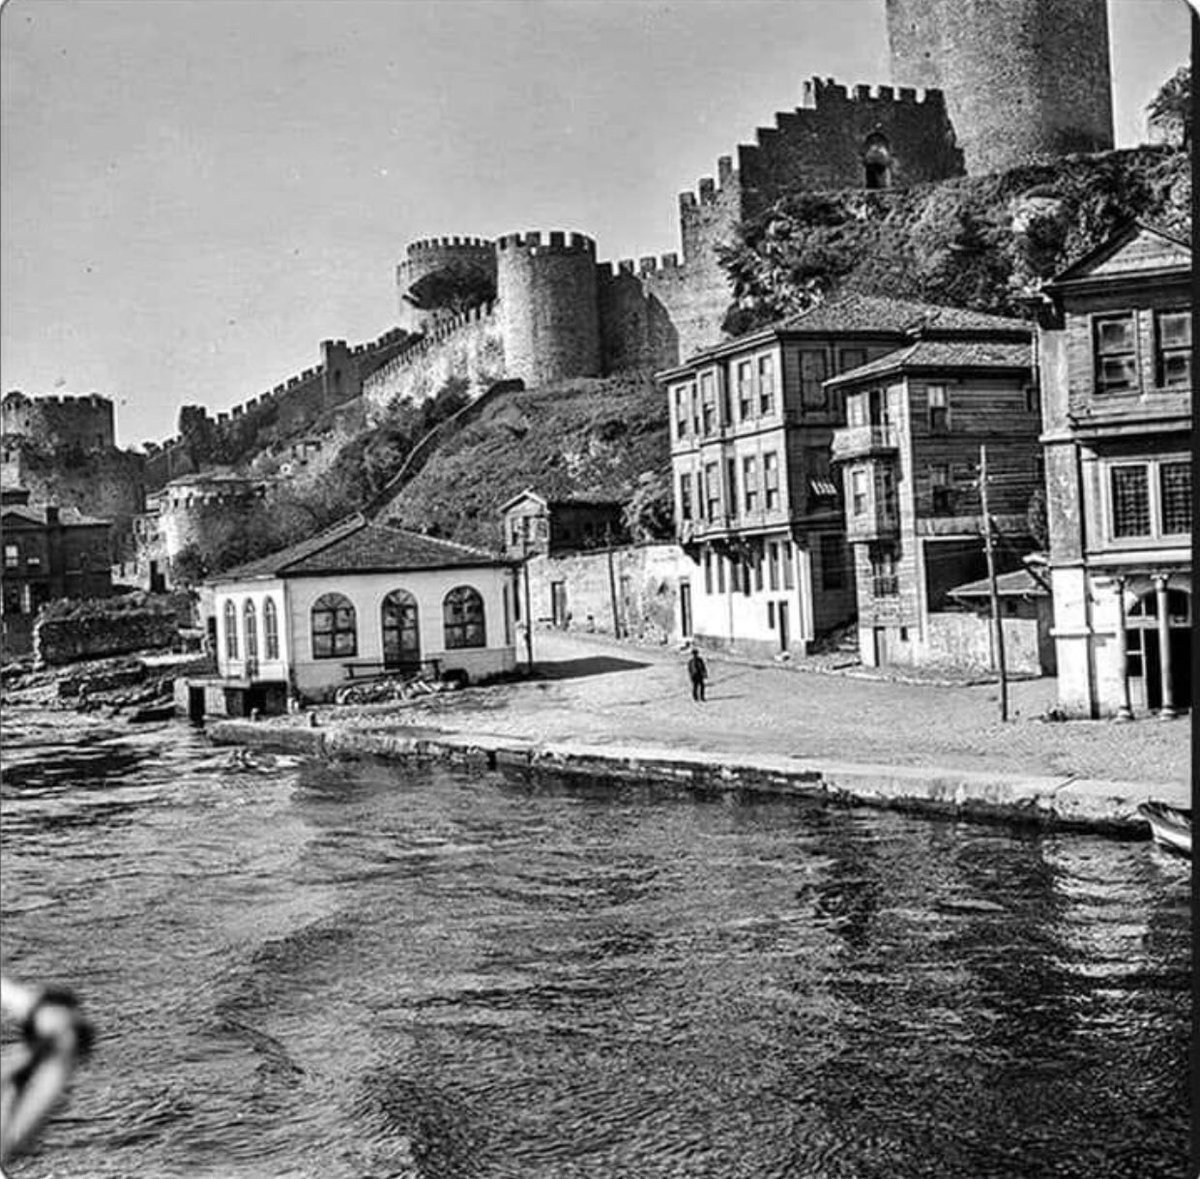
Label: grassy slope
xmin=384 ymin=371 xmax=668 ymax=549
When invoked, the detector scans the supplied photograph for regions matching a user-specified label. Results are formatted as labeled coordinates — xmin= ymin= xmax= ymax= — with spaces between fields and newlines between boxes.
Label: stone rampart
xmin=363 ymin=304 xmax=504 ymax=421
xmin=2 ymin=391 xmax=116 ymax=452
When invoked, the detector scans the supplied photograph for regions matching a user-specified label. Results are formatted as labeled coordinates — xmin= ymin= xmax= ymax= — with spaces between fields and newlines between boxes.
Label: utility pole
xmin=979 ymin=445 xmax=1009 ymax=721
xmin=520 ymin=530 xmax=534 ymax=671
xmin=605 ymin=525 xmax=622 ymax=639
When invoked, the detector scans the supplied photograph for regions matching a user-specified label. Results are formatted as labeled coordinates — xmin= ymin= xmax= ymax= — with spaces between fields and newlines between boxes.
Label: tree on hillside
xmin=404 ymin=262 xmax=496 ymax=317
xmin=1148 ymin=65 xmax=1190 ymax=148
xmin=622 ymin=471 xmax=674 ymax=543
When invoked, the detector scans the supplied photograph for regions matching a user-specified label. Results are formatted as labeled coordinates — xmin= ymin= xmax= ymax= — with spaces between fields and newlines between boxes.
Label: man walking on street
xmin=687 ymin=646 xmax=708 ymax=702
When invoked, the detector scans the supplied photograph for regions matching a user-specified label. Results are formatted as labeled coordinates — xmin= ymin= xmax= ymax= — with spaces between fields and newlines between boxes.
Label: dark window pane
xmin=1111 ymin=466 xmax=1150 ymax=537
xmin=1160 ymin=462 xmax=1191 ymax=534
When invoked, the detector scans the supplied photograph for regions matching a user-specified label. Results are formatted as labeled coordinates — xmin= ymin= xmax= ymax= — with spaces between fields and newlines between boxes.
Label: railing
xmin=831 ymin=424 xmax=899 ymax=461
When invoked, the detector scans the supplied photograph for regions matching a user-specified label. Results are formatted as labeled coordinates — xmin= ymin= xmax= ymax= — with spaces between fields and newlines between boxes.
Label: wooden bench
xmin=341 ymin=657 xmax=442 ymax=683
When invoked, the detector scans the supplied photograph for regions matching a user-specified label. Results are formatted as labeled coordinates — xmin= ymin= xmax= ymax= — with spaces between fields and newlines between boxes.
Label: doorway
xmin=778 ymin=601 xmax=790 ymax=652
xmin=1126 ymin=586 xmax=1192 ymax=712
xmin=679 ymin=580 xmax=692 ymax=638
xmin=551 ymin=581 xmax=568 ymax=629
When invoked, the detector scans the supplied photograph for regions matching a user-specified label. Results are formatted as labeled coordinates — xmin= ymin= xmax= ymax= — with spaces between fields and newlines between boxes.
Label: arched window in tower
xmin=863 ymin=134 xmax=893 ymax=190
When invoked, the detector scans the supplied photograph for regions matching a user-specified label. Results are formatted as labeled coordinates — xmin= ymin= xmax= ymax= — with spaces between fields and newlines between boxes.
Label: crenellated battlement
xmin=678 ymin=156 xmax=738 ymax=212
xmin=2 ymin=389 xmax=116 ymax=452
xmin=496 ymin=230 xmax=595 ymax=255
xmin=404 ymin=235 xmax=493 ymax=256
xmin=596 ymin=253 xmax=682 ymax=281
xmin=800 ymin=76 xmax=939 ymax=109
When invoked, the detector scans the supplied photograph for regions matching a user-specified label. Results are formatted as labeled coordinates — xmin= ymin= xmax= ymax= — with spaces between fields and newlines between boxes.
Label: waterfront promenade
xmin=213 ymin=631 xmax=1190 ymax=831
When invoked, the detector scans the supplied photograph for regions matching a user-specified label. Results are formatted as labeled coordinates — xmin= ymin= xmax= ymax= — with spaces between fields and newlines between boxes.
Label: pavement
xmin=340 ymin=630 xmax=1189 ymax=788
xmin=211 ymin=629 xmax=1190 ymax=832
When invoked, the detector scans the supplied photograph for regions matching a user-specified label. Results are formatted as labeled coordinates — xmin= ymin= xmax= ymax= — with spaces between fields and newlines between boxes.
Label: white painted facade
xmin=213 ymin=564 xmax=518 ymax=699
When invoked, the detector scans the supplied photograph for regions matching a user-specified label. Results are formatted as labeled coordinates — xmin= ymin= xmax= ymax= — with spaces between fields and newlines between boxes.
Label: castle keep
xmin=886 ymin=0 xmax=1114 ymax=174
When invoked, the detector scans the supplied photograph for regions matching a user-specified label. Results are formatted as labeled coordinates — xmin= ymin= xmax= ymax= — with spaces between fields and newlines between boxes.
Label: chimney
xmin=45 ymin=505 xmax=60 ymax=525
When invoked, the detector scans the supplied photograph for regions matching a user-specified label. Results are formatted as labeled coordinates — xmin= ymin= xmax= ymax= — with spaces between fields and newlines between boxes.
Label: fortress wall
xmin=886 ymin=0 xmax=1113 ymax=173
xmin=496 ymin=232 xmax=602 ymax=386
xmin=396 ymin=236 xmax=496 ymax=333
xmin=596 ymin=254 xmax=685 ymax=373
xmin=738 ymin=79 xmax=963 ymax=206
xmin=363 ymin=304 xmax=505 ymax=423
xmin=2 ymin=392 xmax=116 ymax=452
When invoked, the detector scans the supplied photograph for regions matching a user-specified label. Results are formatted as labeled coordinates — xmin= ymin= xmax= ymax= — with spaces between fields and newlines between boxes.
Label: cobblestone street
xmin=355 ymin=630 xmax=1190 ymax=789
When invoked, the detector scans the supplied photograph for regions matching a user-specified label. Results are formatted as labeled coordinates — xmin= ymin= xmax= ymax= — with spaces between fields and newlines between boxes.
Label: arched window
xmin=443 ymin=586 xmax=486 ymax=649
xmin=263 ymin=598 xmax=280 ymax=660
xmin=243 ymin=599 xmax=258 ymax=661
xmin=312 ymin=592 xmax=356 ymax=659
xmin=223 ymin=599 xmax=239 ymax=659
xmin=382 ymin=589 xmax=420 ymax=668
xmin=863 ymin=134 xmax=892 ymax=190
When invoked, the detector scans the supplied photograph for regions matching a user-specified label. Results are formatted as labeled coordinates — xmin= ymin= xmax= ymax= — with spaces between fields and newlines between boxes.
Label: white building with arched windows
xmin=197 ymin=513 xmax=518 ymax=714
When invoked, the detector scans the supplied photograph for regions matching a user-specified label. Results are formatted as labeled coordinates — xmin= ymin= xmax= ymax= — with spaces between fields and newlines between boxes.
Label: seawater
xmin=0 ymin=709 xmax=1190 ymax=1179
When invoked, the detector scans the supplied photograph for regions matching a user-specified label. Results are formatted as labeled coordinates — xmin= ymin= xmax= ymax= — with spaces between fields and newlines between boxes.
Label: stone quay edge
xmin=204 ymin=717 xmax=1187 ymax=838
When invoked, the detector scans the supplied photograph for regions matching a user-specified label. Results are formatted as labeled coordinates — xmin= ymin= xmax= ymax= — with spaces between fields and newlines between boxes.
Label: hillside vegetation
xmin=720 ymin=146 xmax=1189 ymax=330
xmin=382 ymin=372 xmax=669 ymax=549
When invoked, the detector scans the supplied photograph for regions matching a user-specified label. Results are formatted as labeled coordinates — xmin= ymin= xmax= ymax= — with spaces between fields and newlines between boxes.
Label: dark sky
xmin=0 ymin=0 xmax=1189 ymax=445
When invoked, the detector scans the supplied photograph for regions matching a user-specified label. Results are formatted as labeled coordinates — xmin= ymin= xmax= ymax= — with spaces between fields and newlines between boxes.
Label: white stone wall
xmin=215 ymin=565 xmax=517 ymax=698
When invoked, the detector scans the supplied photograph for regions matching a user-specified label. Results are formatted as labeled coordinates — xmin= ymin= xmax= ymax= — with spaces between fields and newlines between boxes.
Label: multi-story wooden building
xmin=1033 ymin=222 xmax=1191 ymax=717
xmin=657 ymin=293 xmax=1028 ymax=658
xmin=827 ymin=334 xmax=1039 ymax=669
xmin=1 ymin=487 xmax=113 ymax=658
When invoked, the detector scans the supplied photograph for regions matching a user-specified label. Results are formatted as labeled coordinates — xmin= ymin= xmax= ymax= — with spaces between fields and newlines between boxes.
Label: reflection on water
xmin=0 ymin=711 xmax=1189 ymax=1178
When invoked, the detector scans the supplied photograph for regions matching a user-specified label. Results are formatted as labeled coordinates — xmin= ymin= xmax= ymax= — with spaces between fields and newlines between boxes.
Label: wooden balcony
xmin=831 ymin=423 xmax=899 ymax=462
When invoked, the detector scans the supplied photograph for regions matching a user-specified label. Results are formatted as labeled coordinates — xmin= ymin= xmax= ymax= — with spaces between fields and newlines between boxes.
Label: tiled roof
xmin=773 ymin=293 xmax=1029 ymax=336
xmin=949 ymin=567 xmax=1050 ymax=600
xmin=213 ymin=515 xmax=506 ymax=582
xmin=1 ymin=505 xmax=110 ymax=527
xmin=827 ymin=339 xmax=1033 ymax=386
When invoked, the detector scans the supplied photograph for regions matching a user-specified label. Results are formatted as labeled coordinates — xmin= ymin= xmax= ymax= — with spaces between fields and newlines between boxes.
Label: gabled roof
xmin=211 ymin=514 xmax=506 ymax=583
xmin=499 ymin=488 xmax=624 ymax=514
xmin=771 ymin=293 xmax=1028 ymax=337
xmin=658 ymin=293 xmax=1030 ymax=377
xmin=949 ymin=567 xmax=1049 ymax=600
xmin=1043 ymin=221 xmax=1191 ymax=291
xmin=826 ymin=339 xmax=1032 ymax=388
xmin=1 ymin=505 xmax=110 ymax=527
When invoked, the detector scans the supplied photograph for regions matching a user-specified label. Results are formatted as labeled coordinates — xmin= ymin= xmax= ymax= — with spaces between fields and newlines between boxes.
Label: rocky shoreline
xmin=1 ymin=651 xmax=210 ymax=720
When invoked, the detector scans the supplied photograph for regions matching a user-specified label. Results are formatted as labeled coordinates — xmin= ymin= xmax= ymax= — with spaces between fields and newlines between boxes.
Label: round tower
xmin=886 ymin=0 xmax=1113 ymax=175
xmin=396 ymin=236 xmax=496 ymax=334
xmin=495 ymin=231 xmax=602 ymax=387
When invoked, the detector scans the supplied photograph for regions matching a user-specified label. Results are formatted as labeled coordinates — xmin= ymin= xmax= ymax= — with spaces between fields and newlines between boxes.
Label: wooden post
xmin=522 ymin=545 xmax=534 ymax=669
xmin=980 ymin=445 xmax=1008 ymax=722
xmin=605 ymin=527 xmax=622 ymax=639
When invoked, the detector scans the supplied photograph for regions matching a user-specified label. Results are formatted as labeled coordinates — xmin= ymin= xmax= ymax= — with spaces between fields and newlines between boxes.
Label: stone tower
xmin=886 ymin=0 xmax=1114 ymax=175
xmin=495 ymin=231 xmax=602 ymax=387
xmin=396 ymin=236 xmax=496 ymax=334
